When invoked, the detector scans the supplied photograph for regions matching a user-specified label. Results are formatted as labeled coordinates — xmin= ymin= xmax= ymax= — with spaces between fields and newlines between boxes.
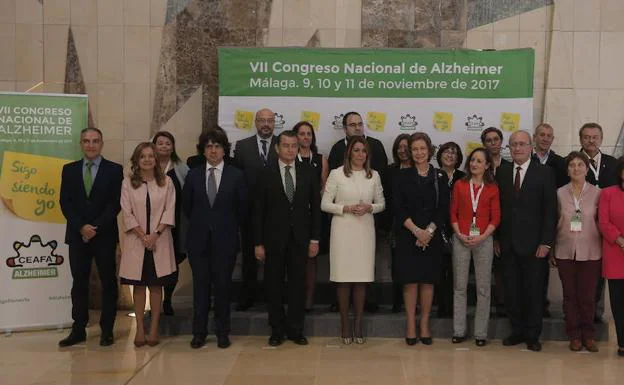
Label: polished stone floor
xmin=2 ymin=311 xmax=624 ymax=385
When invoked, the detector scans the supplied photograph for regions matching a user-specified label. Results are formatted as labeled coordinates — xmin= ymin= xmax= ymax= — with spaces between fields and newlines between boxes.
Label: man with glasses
xmin=233 ymin=108 xmax=278 ymax=310
xmin=327 ymin=111 xmax=388 ymax=313
xmin=578 ymin=122 xmax=618 ymax=323
xmin=59 ymin=128 xmax=123 ymax=347
xmin=496 ymin=130 xmax=557 ymax=352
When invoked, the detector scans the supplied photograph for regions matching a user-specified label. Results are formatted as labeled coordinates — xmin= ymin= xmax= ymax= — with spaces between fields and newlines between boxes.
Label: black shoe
xmin=328 ymin=303 xmax=338 ymax=312
xmin=58 ymin=331 xmax=86 ymax=347
xmin=452 ymin=335 xmax=467 ymax=344
xmin=236 ymin=299 xmax=254 ymax=311
xmin=99 ymin=332 xmax=114 ymax=347
xmin=502 ymin=334 xmax=524 ymax=346
xmin=190 ymin=335 xmax=206 ymax=349
xmin=475 ymin=339 xmax=487 ymax=347
xmin=420 ymin=336 xmax=433 ymax=345
xmin=268 ymin=334 xmax=284 ymax=347
xmin=526 ymin=341 xmax=542 ymax=352
xmin=405 ymin=337 xmax=419 ymax=346
xmin=217 ymin=336 xmax=231 ymax=349
xmin=163 ymin=300 xmax=175 ymax=316
xmin=288 ymin=335 xmax=309 ymax=345
xmin=617 ymin=348 xmax=624 ymax=357
xmin=364 ymin=302 xmax=378 ymax=314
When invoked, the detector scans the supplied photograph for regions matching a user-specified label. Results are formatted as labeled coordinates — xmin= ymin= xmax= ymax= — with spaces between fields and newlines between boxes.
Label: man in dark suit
xmin=579 ymin=122 xmax=618 ymax=322
xmin=58 ymin=127 xmax=123 ymax=347
xmin=495 ymin=130 xmax=557 ymax=352
xmin=183 ymin=130 xmax=247 ymax=349
xmin=233 ymin=108 xmax=278 ymax=310
xmin=532 ymin=123 xmax=568 ymax=188
xmin=254 ymin=131 xmax=321 ymax=346
xmin=327 ymin=111 xmax=387 ymax=313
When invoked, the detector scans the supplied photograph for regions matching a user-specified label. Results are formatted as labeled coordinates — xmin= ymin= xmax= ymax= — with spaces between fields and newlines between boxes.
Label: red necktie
xmin=514 ymin=166 xmax=522 ymax=192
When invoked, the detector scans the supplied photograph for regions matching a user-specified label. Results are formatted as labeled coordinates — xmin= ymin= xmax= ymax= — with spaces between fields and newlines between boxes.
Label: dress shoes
xmin=217 ymin=336 xmax=231 ymax=349
xmin=475 ymin=339 xmax=487 ymax=347
xmin=502 ymin=334 xmax=525 ymax=346
xmin=236 ymin=299 xmax=254 ymax=311
xmin=190 ymin=335 xmax=206 ymax=349
xmin=268 ymin=335 xmax=284 ymax=347
xmin=618 ymin=348 xmax=624 ymax=357
xmin=420 ymin=336 xmax=433 ymax=345
xmin=452 ymin=335 xmax=467 ymax=344
xmin=288 ymin=335 xmax=309 ymax=346
xmin=569 ymin=339 xmax=583 ymax=352
xmin=583 ymin=339 xmax=599 ymax=353
xmin=58 ymin=331 xmax=86 ymax=347
xmin=526 ymin=341 xmax=542 ymax=352
xmin=405 ymin=337 xmax=419 ymax=346
xmin=99 ymin=332 xmax=114 ymax=347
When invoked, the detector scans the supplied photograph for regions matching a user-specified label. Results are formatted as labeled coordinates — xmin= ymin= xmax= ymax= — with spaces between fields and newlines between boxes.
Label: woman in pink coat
xmin=120 ymin=142 xmax=177 ymax=347
xmin=598 ymin=157 xmax=624 ymax=357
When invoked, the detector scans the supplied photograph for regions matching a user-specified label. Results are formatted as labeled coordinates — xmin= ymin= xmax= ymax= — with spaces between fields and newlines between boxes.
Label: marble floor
xmin=2 ymin=311 xmax=624 ymax=385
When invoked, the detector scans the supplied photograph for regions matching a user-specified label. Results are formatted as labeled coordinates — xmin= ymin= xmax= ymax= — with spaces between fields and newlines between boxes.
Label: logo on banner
xmin=464 ymin=141 xmax=483 ymax=155
xmin=234 ymin=110 xmax=254 ymax=130
xmin=273 ymin=113 xmax=286 ymax=130
xmin=433 ymin=112 xmax=453 ymax=132
xmin=500 ymin=112 xmax=520 ymax=132
xmin=5 ymin=235 xmax=64 ymax=279
xmin=366 ymin=112 xmax=386 ymax=132
xmin=398 ymin=114 xmax=418 ymax=131
xmin=300 ymin=111 xmax=321 ymax=131
xmin=331 ymin=114 xmax=345 ymax=130
xmin=465 ymin=114 xmax=485 ymax=131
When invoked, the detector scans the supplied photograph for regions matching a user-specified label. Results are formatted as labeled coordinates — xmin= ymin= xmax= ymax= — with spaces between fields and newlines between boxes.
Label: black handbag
xmin=433 ymin=170 xmax=452 ymax=254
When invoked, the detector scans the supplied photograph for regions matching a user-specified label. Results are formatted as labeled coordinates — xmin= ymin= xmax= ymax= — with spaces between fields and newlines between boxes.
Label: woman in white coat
xmin=321 ymin=136 xmax=385 ymax=344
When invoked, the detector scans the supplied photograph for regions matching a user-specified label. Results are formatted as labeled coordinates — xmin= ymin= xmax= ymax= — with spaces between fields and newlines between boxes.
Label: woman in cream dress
xmin=321 ymin=136 xmax=385 ymax=344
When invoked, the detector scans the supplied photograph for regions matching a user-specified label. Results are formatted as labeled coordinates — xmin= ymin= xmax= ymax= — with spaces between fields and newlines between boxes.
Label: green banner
xmin=0 ymin=93 xmax=87 ymax=223
xmin=219 ymin=48 xmax=534 ymax=99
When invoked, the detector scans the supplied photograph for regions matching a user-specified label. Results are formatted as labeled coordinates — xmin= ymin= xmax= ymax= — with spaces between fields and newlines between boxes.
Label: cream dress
xmin=321 ymin=166 xmax=385 ymax=282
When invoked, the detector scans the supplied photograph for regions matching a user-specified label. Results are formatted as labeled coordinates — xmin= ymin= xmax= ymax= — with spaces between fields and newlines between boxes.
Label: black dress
xmin=120 ymin=185 xmax=177 ymax=287
xmin=393 ymin=166 xmax=450 ymax=284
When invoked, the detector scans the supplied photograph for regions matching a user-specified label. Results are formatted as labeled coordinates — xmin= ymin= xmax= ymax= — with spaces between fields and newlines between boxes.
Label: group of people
xmin=56 ymin=110 xmax=624 ymax=358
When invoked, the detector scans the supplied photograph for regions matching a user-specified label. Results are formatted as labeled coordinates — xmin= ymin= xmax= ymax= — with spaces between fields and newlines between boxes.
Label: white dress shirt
xmin=278 ymin=159 xmax=296 ymax=191
xmin=206 ymin=160 xmax=224 ymax=190
xmin=513 ymin=158 xmax=531 ymax=188
xmin=533 ymin=149 xmax=550 ymax=165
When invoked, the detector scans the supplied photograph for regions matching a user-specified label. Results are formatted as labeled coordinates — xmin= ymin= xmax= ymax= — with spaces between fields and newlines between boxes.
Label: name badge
xmin=570 ymin=212 xmax=582 ymax=232
xmin=469 ymin=223 xmax=481 ymax=237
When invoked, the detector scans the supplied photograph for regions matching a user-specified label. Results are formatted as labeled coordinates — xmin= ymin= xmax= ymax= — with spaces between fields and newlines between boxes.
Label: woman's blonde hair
xmin=130 ymin=142 xmax=166 ymax=189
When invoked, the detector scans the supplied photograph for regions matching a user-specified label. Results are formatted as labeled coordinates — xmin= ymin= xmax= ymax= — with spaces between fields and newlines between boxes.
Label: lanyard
xmin=588 ymin=160 xmax=599 ymax=181
xmin=572 ymin=182 xmax=587 ymax=212
xmin=469 ymin=180 xmax=484 ymax=224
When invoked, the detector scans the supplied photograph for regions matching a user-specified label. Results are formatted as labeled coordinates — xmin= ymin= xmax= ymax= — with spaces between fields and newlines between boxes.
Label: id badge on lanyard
xmin=469 ymin=180 xmax=483 ymax=236
xmin=570 ymin=184 xmax=585 ymax=232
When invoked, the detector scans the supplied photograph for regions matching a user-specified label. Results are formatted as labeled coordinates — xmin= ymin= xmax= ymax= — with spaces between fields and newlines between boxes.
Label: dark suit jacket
xmin=233 ymin=134 xmax=278 ymax=191
xmin=327 ymin=136 xmax=388 ymax=176
xmin=253 ymin=161 xmax=321 ymax=254
xmin=495 ymin=159 xmax=557 ymax=256
xmin=182 ymin=163 xmax=247 ymax=258
xmin=584 ymin=151 xmax=618 ymax=188
xmin=532 ymin=150 xmax=569 ymax=188
xmin=59 ymin=158 xmax=123 ymax=245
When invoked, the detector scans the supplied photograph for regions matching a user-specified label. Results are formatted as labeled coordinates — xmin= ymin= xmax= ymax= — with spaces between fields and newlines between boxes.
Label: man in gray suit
xmin=233 ymin=108 xmax=278 ymax=310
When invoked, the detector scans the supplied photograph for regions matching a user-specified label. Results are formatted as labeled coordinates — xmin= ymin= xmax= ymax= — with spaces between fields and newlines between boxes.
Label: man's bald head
xmin=255 ymin=108 xmax=275 ymax=139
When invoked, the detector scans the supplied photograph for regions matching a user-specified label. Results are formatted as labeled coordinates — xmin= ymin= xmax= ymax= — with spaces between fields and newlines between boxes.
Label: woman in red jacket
xmin=598 ymin=157 xmax=624 ymax=357
xmin=449 ymin=147 xmax=501 ymax=346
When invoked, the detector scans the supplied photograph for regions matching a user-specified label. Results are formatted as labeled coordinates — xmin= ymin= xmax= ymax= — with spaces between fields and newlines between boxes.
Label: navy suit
xmin=183 ymin=163 xmax=247 ymax=337
xmin=59 ymin=157 xmax=123 ymax=334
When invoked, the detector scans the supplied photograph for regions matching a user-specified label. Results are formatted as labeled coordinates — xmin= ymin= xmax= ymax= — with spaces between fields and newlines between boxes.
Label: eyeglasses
xmin=256 ymin=118 xmax=275 ymax=124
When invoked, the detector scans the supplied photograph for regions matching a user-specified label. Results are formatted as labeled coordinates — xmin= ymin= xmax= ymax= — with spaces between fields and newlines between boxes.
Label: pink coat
xmin=598 ymin=186 xmax=624 ymax=279
xmin=119 ymin=176 xmax=177 ymax=281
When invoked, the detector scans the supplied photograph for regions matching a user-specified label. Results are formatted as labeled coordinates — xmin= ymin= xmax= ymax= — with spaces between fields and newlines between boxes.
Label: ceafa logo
xmin=273 ymin=113 xmax=286 ymax=130
xmin=331 ymin=114 xmax=345 ymax=130
xmin=5 ymin=235 xmax=64 ymax=279
xmin=465 ymin=114 xmax=485 ymax=131
xmin=398 ymin=114 xmax=418 ymax=130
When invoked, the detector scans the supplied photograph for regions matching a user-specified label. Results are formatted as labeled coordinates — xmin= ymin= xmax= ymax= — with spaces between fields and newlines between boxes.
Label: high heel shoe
xmin=420 ymin=336 xmax=433 ymax=345
xmin=353 ymin=321 xmax=365 ymax=344
xmin=452 ymin=335 xmax=467 ymax=344
xmin=405 ymin=337 xmax=419 ymax=346
xmin=341 ymin=336 xmax=353 ymax=345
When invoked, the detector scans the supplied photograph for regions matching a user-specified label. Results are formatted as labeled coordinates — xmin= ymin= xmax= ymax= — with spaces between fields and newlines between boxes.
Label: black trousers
xmin=608 ymin=279 xmax=624 ymax=347
xmin=240 ymin=218 xmax=258 ymax=302
xmin=188 ymin=233 xmax=235 ymax=337
xmin=502 ymin=249 xmax=548 ymax=342
xmin=265 ymin=230 xmax=307 ymax=336
xmin=68 ymin=240 xmax=118 ymax=333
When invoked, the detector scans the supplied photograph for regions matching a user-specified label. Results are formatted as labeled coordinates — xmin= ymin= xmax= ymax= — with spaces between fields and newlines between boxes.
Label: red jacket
xmin=599 ymin=186 xmax=624 ymax=279
xmin=450 ymin=179 xmax=501 ymax=235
